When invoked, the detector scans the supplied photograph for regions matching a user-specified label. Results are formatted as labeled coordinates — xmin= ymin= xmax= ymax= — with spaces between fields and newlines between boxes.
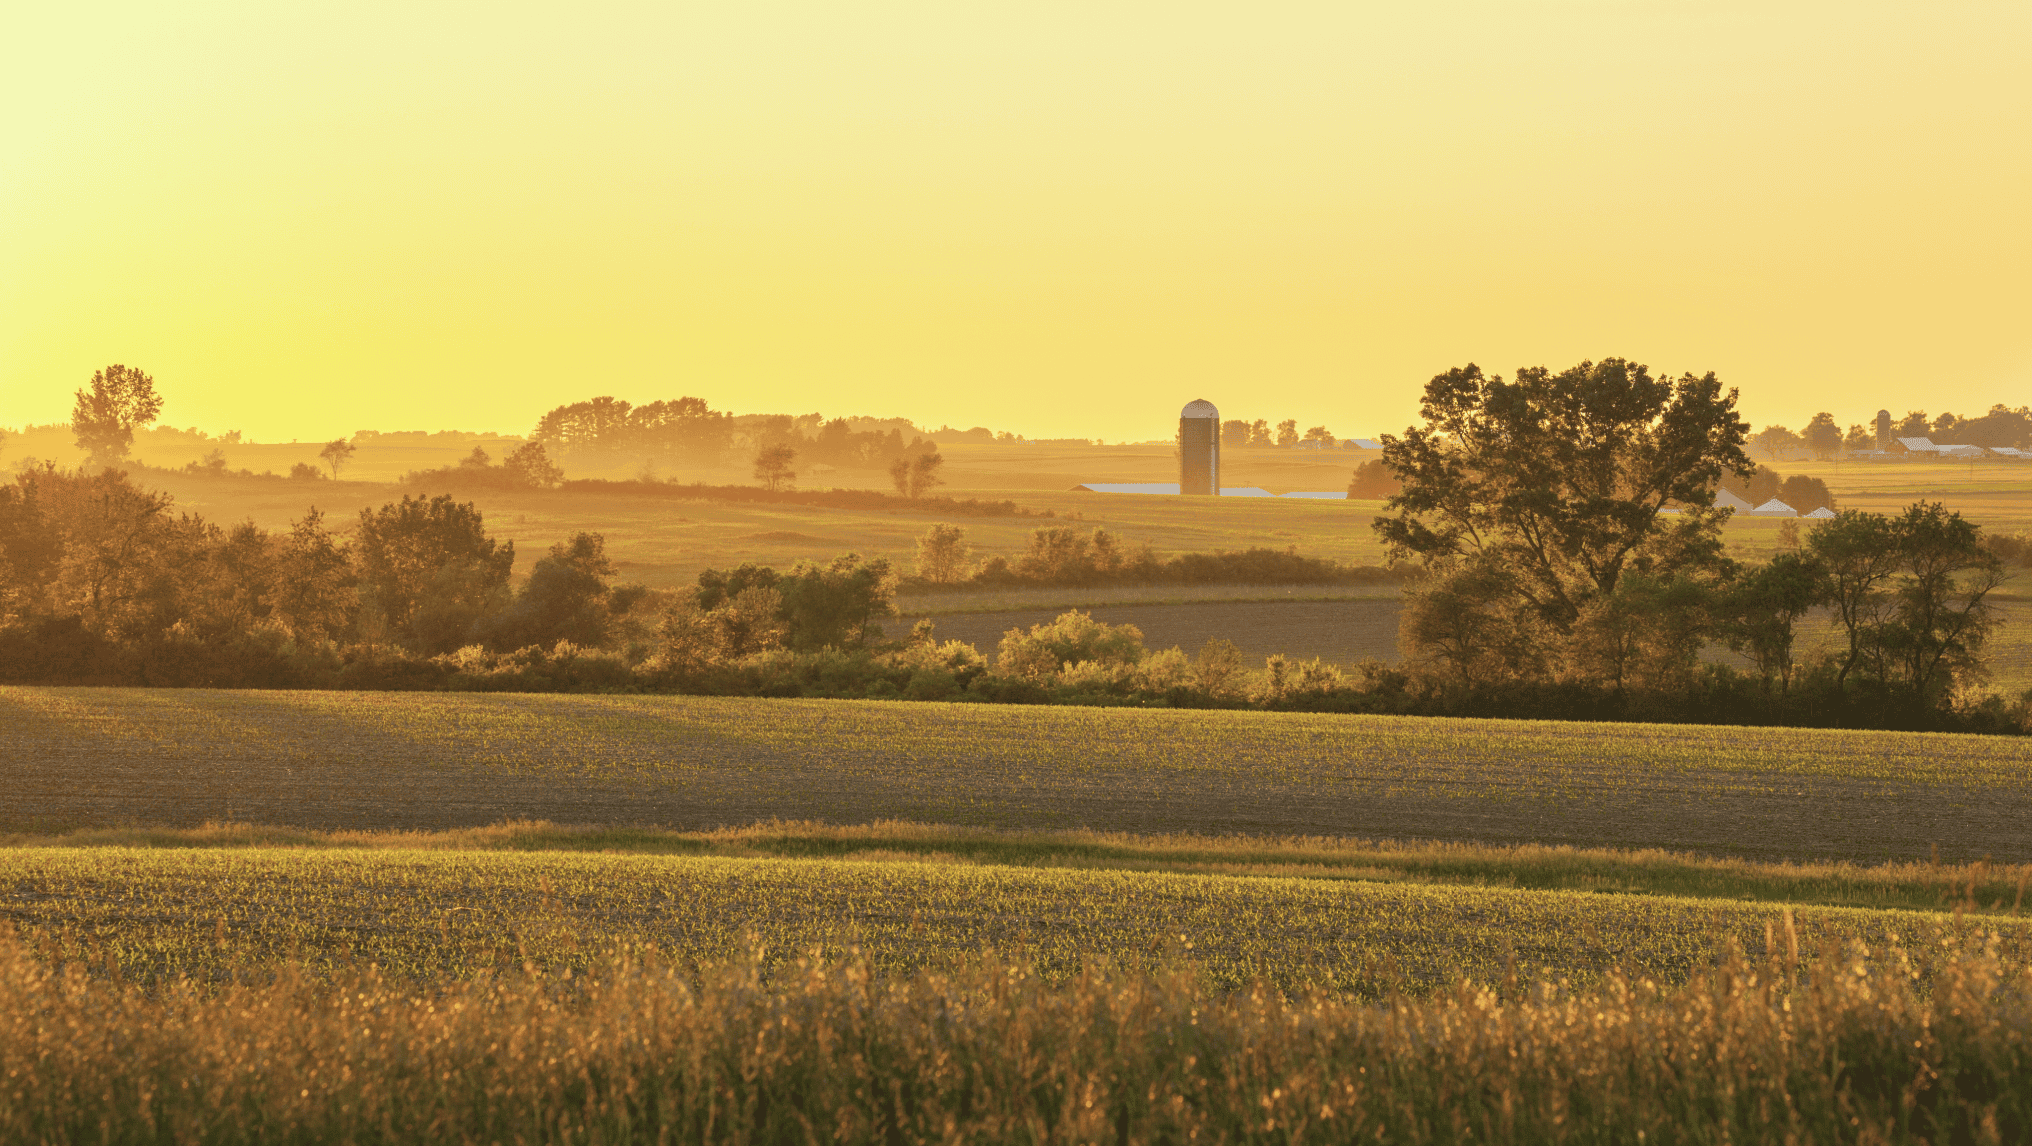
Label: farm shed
xmin=1713 ymin=489 xmax=1754 ymax=511
xmin=1748 ymin=499 xmax=1798 ymax=517
xmin=1805 ymin=506 xmax=1836 ymax=519
xmin=1280 ymin=491 xmax=1347 ymax=499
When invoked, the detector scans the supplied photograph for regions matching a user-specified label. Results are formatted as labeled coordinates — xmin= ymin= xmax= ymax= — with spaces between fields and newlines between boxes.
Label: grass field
xmin=6 ymin=687 xmax=2031 ymax=862
xmin=7 ymin=840 xmax=2025 ymax=994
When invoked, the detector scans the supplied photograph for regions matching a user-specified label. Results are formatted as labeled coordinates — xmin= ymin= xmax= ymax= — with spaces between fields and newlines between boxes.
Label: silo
xmin=1179 ymin=399 xmax=1220 ymax=495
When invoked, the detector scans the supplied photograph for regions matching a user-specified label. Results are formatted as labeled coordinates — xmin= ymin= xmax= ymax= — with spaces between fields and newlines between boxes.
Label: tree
xmin=270 ymin=508 xmax=355 ymax=643
xmin=320 ymin=439 xmax=355 ymax=479
xmin=501 ymin=440 xmax=565 ymax=488
xmin=1303 ymin=425 xmax=1335 ymax=444
xmin=914 ymin=524 xmax=971 ymax=584
xmin=1720 ymin=552 xmax=1821 ymax=692
xmin=775 ymin=554 xmax=894 ymax=650
xmin=1346 ymin=460 xmax=1399 ymax=500
xmin=1749 ymin=425 xmax=1800 ymax=460
xmin=1802 ymin=412 xmax=1842 ymax=460
xmin=1219 ymin=420 xmax=1250 ymax=448
xmin=72 ymin=364 xmax=163 ymax=466
xmin=1777 ymin=474 xmax=1833 ymax=513
xmin=1246 ymin=419 xmax=1271 ymax=446
xmin=1894 ymin=410 xmax=1930 ymax=439
xmin=754 ymin=445 xmax=796 ymax=492
xmin=352 ymin=495 xmax=514 ymax=653
xmin=1805 ymin=509 xmax=1903 ymax=690
xmin=1377 ymin=358 xmax=1751 ymax=649
xmin=994 ymin=610 xmax=1145 ymax=681
xmin=1844 ymin=424 xmax=1873 ymax=453
xmin=1275 ymin=419 xmax=1299 ymax=447
xmin=459 ymin=447 xmax=490 ymax=470
xmin=478 ymin=532 xmax=614 ymax=651
xmin=1878 ymin=502 xmax=2006 ymax=704
xmin=888 ymin=450 xmax=945 ymax=498
xmin=288 ymin=463 xmax=324 ymax=481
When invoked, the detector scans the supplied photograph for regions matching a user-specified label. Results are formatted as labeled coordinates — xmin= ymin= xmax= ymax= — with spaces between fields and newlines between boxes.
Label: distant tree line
xmin=1749 ymin=405 xmax=2032 ymax=459
xmin=1218 ymin=419 xmax=1341 ymax=448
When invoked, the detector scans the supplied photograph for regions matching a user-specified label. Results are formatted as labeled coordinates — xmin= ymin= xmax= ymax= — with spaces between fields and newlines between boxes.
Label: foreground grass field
xmin=9 ymin=928 xmax=2027 ymax=1145
xmin=5 ymin=687 xmax=2029 ymax=862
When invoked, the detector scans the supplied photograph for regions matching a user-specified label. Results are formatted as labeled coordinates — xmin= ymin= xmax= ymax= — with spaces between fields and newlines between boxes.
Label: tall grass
xmin=4 ymin=925 xmax=2029 ymax=1145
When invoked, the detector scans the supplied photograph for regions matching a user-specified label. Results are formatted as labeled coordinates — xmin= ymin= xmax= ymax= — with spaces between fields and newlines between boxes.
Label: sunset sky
xmin=4 ymin=2 xmax=2028 ymax=444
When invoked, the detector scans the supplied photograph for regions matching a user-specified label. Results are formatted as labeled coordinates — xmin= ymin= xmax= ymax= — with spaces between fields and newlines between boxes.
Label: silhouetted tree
xmin=353 ymin=495 xmax=514 ymax=653
xmin=914 ymin=524 xmax=971 ymax=583
xmin=1803 ymin=412 xmax=1841 ymax=460
xmin=888 ymin=450 xmax=944 ymax=498
xmin=502 ymin=440 xmax=564 ymax=488
xmin=775 ymin=554 xmax=894 ymax=650
xmin=1275 ymin=419 xmax=1299 ymax=447
xmin=71 ymin=365 xmax=163 ymax=467
xmin=478 ymin=532 xmax=614 ymax=651
xmin=754 ymin=445 xmax=796 ymax=491
xmin=1346 ymin=460 xmax=1399 ymax=500
xmin=320 ymin=439 xmax=355 ymax=478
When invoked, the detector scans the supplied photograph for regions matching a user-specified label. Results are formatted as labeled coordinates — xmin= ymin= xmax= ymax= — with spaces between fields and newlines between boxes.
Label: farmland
xmin=7 ymin=841 xmax=2027 ymax=992
xmin=6 ymin=687 xmax=2032 ymax=862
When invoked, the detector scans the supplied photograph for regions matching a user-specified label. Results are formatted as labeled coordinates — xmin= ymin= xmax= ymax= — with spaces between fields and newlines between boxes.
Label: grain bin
xmin=1179 ymin=399 xmax=1220 ymax=496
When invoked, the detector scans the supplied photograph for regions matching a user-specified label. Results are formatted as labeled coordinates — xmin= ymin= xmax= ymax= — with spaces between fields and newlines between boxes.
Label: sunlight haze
xmin=4 ymin=1 xmax=2028 ymax=441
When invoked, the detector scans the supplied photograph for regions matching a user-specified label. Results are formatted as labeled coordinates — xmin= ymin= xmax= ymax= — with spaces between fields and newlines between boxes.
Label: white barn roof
xmin=1896 ymin=436 xmax=1938 ymax=451
xmin=1805 ymin=506 xmax=1837 ymax=519
xmin=1349 ymin=438 xmax=1382 ymax=450
xmin=1713 ymin=489 xmax=1753 ymax=511
xmin=1219 ymin=486 xmax=1275 ymax=497
xmin=1280 ymin=491 xmax=1348 ymax=499
xmin=1749 ymin=499 xmax=1798 ymax=516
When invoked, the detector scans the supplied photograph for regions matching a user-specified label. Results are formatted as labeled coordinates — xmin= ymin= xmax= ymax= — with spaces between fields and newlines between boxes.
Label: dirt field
xmin=6 ymin=688 xmax=2029 ymax=863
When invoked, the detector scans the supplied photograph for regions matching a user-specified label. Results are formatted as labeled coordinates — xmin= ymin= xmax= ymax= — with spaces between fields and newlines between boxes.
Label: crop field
xmin=7 ymin=843 xmax=2023 ymax=994
xmin=6 ymin=687 xmax=2032 ymax=862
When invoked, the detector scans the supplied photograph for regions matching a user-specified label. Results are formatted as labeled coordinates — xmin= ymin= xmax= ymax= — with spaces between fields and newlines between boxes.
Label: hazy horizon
xmin=6 ymin=2 xmax=2028 ymax=443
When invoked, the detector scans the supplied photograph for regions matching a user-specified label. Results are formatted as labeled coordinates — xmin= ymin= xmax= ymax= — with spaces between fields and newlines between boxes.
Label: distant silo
xmin=1179 ymin=399 xmax=1220 ymax=496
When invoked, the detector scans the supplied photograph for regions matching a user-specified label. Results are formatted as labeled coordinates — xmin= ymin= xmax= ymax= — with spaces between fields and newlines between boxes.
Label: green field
xmin=8 ymin=841 xmax=2023 ymax=995
xmin=5 ymin=687 xmax=2030 ymax=862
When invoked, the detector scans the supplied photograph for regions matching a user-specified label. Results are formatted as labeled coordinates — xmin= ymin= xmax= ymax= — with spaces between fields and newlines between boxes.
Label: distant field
xmin=6 ymin=688 xmax=2030 ymax=862
xmin=6 ymin=844 xmax=2021 ymax=993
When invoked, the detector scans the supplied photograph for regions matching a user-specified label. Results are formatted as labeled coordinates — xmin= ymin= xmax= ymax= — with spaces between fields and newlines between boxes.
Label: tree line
xmin=1374 ymin=359 xmax=2011 ymax=723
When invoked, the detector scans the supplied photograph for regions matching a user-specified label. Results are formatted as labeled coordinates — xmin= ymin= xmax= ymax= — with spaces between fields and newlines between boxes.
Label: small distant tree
xmin=319 ymin=439 xmax=355 ymax=478
xmin=994 ymin=610 xmax=1145 ymax=681
xmin=1844 ymin=423 xmax=1873 ymax=452
xmin=888 ymin=451 xmax=945 ymax=498
xmin=914 ymin=524 xmax=971 ymax=583
xmin=289 ymin=462 xmax=324 ymax=480
xmin=1749 ymin=425 xmax=1800 ymax=460
xmin=1303 ymin=425 xmax=1334 ymax=444
xmin=1894 ymin=410 xmax=1930 ymax=439
xmin=1777 ymin=474 xmax=1833 ymax=513
xmin=754 ymin=444 xmax=797 ymax=492
xmin=271 ymin=508 xmax=355 ymax=643
xmin=502 ymin=440 xmax=565 ymax=488
xmin=1802 ymin=412 xmax=1841 ymax=460
xmin=72 ymin=364 xmax=163 ymax=466
xmin=1275 ymin=419 xmax=1299 ymax=447
xmin=1246 ymin=419 xmax=1271 ymax=446
xmin=1347 ymin=460 xmax=1398 ymax=499
xmin=195 ymin=449 xmax=228 ymax=475
xmin=459 ymin=447 xmax=491 ymax=470
xmin=1219 ymin=420 xmax=1250 ymax=447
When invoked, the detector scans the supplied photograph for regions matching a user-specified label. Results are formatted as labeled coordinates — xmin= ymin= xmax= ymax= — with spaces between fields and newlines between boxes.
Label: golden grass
xmin=3 ymin=924 xmax=2029 ymax=1144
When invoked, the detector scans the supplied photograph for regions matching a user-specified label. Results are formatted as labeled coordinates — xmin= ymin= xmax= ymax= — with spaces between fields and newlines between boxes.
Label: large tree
xmin=72 ymin=364 xmax=163 ymax=466
xmin=1377 ymin=358 xmax=1753 ymax=639
xmin=353 ymin=495 xmax=514 ymax=653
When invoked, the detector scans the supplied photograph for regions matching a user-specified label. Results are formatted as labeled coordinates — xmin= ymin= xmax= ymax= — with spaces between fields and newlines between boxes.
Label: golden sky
xmin=3 ymin=2 xmax=2028 ymax=444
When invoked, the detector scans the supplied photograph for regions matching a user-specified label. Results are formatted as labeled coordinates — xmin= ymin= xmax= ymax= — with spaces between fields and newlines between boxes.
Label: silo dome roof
xmin=1180 ymin=399 xmax=1219 ymax=419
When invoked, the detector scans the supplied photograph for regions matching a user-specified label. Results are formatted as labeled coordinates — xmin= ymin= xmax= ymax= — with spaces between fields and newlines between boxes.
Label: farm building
xmin=1280 ymin=490 xmax=1348 ymax=499
xmin=1805 ymin=506 xmax=1836 ymax=519
xmin=1748 ymin=499 xmax=1798 ymax=517
xmin=1179 ymin=399 xmax=1220 ymax=496
xmin=1713 ymin=489 xmax=1754 ymax=511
